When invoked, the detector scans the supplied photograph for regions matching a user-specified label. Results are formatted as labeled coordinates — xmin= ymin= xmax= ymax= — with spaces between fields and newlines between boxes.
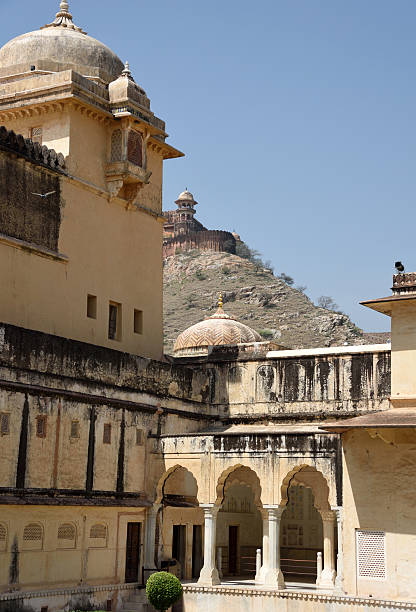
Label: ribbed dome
xmin=0 ymin=1 xmax=124 ymax=84
xmin=174 ymin=299 xmax=262 ymax=357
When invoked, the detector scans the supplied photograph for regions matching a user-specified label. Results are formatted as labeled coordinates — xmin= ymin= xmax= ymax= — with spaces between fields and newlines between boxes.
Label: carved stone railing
xmin=392 ymin=273 xmax=416 ymax=295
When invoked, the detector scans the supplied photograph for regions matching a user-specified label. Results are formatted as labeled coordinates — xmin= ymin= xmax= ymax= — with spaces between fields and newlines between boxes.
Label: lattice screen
xmin=356 ymin=530 xmax=386 ymax=580
xmin=23 ymin=523 xmax=43 ymax=550
xmin=0 ymin=524 xmax=7 ymax=551
xmin=30 ymin=127 xmax=43 ymax=144
xmin=70 ymin=421 xmax=80 ymax=439
xmin=0 ymin=413 xmax=9 ymax=435
xmin=127 ymin=130 xmax=143 ymax=167
xmin=58 ymin=523 xmax=76 ymax=540
xmin=111 ymin=129 xmax=123 ymax=162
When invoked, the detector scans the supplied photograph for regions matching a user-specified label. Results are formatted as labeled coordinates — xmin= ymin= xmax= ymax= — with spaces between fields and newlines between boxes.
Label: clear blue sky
xmin=2 ymin=1 xmax=416 ymax=332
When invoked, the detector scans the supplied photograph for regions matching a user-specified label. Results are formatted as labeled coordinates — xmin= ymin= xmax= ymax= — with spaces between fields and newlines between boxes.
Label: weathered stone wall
xmin=163 ymin=230 xmax=236 ymax=258
xmin=0 ymin=127 xmax=65 ymax=251
xmin=202 ymin=348 xmax=391 ymax=420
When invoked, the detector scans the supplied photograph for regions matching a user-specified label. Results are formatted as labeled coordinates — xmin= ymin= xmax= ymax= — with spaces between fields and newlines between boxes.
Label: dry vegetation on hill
xmin=163 ymin=249 xmax=368 ymax=354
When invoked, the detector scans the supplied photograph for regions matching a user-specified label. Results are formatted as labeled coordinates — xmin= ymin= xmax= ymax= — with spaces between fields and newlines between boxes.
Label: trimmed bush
xmin=145 ymin=571 xmax=183 ymax=611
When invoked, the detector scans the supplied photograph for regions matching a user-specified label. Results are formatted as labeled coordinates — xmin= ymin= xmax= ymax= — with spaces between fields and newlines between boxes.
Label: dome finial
xmin=121 ymin=61 xmax=134 ymax=81
xmin=41 ymin=0 xmax=87 ymax=34
xmin=218 ymin=293 xmax=223 ymax=309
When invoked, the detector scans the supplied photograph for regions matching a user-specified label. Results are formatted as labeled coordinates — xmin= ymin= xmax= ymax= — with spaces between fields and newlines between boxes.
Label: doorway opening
xmin=125 ymin=522 xmax=141 ymax=583
xmin=192 ymin=524 xmax=203 ymax=579
xmin=172 ymin=524 xmax=186 ymax=579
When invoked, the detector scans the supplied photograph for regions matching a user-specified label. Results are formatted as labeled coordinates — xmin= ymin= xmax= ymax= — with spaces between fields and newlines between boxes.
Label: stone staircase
xmin=121 ymin=588 xmax=153 ymax=612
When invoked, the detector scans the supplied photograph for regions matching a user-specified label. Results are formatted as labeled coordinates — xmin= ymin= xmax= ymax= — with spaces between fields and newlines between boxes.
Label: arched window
xmin=89 ymin=523 xmax=108 ymax=547
xmin=57 ymin=523 xmax=76 ymax=549
xmin=0 ymin=523 xmax=7 ymax=552
xmin=127 ymin=130 xmax=143 ymax=167
xmin=111 ymin=129 xmax=123 ymax=162
xmin=23 ymin=523 xmax=43 ymax=550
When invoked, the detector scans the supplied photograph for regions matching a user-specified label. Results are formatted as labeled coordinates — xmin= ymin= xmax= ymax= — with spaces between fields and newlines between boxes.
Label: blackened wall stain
xmin=117 ymin=410 xmax=125 ymax=493
xmin=213 ymin=432 xmax=340 ymax=455
xmin=8 ymin=535 xmax=19 ymax=586
xmin=351 ymin=353 xmax=373 ymax=400
xmin=16 ymin=395 xmax=29 ymax=489
xmin=256 ymin=365 xmax=275 ymax=401
xmin=0 ymin=323 xmax=209 ymax=404
xmin=86 ymin=407 xmax=96 ymax=494
xmin=317 ymin=359 xmax=331 ymax=401
xmin=0 ymin=148 xmax=62 ymax=251
xmin=377 ymin=352 xmax=391 ymax=397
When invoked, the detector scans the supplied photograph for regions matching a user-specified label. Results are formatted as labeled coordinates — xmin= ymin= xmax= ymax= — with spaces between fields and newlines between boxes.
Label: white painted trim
xmin=267 ymin=344 xmax=390 ymax=359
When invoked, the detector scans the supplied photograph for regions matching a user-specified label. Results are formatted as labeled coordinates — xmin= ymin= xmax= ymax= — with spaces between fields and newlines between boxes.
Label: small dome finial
xmin=218 ymin=293 xmax=223 ymax=309
xmin=121 ymin=61 xmax=134 ymax=80
xmin=41 ymin=0 xmax=87 ymax=34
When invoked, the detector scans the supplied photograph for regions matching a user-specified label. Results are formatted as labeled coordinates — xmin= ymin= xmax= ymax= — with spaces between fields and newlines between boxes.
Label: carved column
xmin=255 ymin=511 xmax=269 ymax=584
xmin=318 ymin=510 xmax=336 ymax=589
xmin=144 ymin=503 xmax=161 ymax=571
xmin=332 ymin=506 xmax=344 ymax=592
xmin=263 ymin=506 xmax=285 ymax=588
xmin=198 ymin=504 xmax=220 ymax=586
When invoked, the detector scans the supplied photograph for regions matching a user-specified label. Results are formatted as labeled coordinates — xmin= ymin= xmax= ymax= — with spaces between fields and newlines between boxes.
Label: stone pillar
xmin=144 ymin=504 xmax=161 ymax=571
xmin=198 ymin=504 xmax=220 ymax=586
xmin=263 ymin=506 xmax=285 ymax=589
xmin=255 ymin=513 xmax=269 ymax=584
xmin=318 ymin=510 xmax=336 ymax=589
xmin=332 ymin=506 xmax=344 ymax=592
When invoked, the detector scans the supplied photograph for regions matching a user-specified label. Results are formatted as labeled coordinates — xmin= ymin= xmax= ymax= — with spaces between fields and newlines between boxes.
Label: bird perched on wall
xmin=31 ymin=191 xmax=56 ymax=198
xmin=395 ymin=261 xmax=405 ymax=273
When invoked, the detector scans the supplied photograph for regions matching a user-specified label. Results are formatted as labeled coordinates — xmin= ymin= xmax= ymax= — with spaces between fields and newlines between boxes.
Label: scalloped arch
xmin=280 ymin=464 xmax=330 ymax=512
xmin=155 ymin=464 xmax=199 ymax=504
xmin=215 ymin=464 xmax=262 ymax=509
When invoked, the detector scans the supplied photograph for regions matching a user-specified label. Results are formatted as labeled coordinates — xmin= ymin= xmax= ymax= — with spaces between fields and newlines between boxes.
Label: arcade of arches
xmin=148 ymin=463 xmax=341 ymax=591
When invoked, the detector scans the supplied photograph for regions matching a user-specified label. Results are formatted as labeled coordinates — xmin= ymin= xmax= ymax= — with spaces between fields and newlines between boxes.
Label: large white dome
xmin=0 ymin=1 xmax=124 ymax=84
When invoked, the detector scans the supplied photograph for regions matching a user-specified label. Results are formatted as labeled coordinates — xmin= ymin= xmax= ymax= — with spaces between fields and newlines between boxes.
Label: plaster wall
xmin=390 ymin=302 xmax=416 ymax=399
xmin=0 ymin=506 xmax=145 ymax=591
xmin=342 ymin=428 xmax=416 ymax=602
xmin=0 ymin=103 xmax=165 ymax=359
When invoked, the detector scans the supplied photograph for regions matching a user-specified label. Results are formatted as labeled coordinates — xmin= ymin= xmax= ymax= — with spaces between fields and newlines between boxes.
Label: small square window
xmin=136 ymin=428 xmax=144 ymax=446
xmin=36 ymin=415 xmax=47 ymax=438
xmin=0 ymin=413 xmax=10 ymax=436
xmin=134 ymin=309 xmax=143 ymax=335
xmin=87 ymin=295 xmax=97 ymax=319
xmin=108 ymin=302 xmax=121 ymax=341
xmin=103 ymin=423 xmax=111 ymax=444
xmin=70 ymin=421 xmax=80 ymax=439
xmin=30 ymin=127 xmax=42 ymax=144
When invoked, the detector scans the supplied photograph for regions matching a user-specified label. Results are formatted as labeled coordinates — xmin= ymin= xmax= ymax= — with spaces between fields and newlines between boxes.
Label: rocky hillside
xmin=163 ymin=250 xmax=367 ymax=354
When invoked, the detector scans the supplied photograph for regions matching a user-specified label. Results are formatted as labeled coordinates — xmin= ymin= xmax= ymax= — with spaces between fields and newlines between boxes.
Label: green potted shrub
xmin=145 ymin=571 xmax=183 ymax=611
